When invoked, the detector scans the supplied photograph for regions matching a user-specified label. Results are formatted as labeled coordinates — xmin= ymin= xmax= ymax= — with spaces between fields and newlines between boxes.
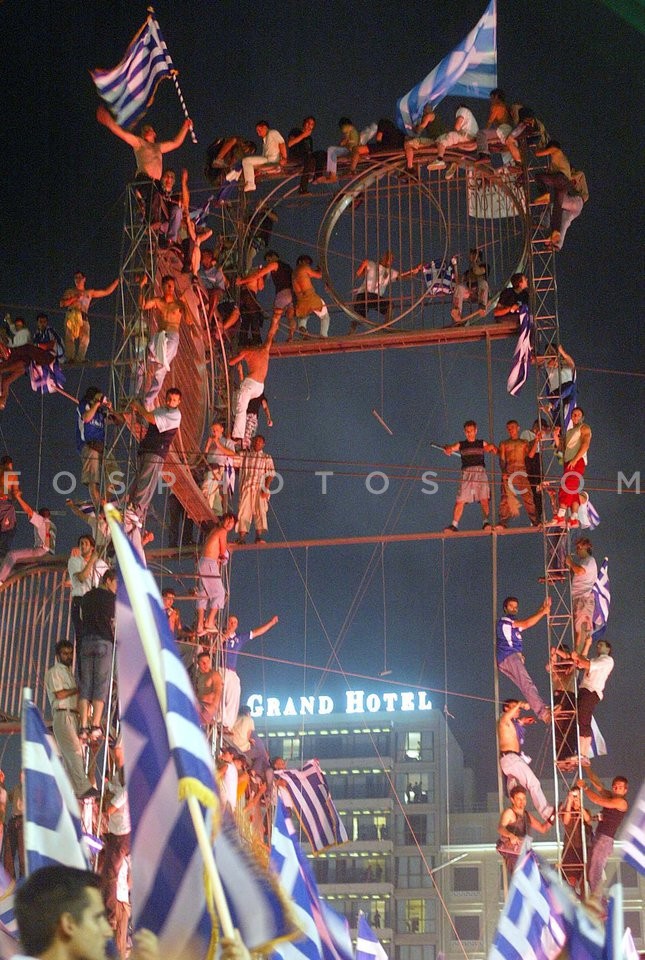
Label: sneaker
xmin=568 ymin=517 xmax=579 ymax=528
xmin=445 ymin=162 xmax=458 ymax=180
xmin=255 ymin=535 xmax=267 ymax=544
xmin=443 ymin=523 xmax=458 ymax=533
xmin=547 ymin=515 xmax=566 ymax=527
xmin=426 ymin=159 xmax=446 ymax=171
xmin=235 ymin=535 xmax=247 ymax=545
xmin=482 ymin=521 xmax=492 ymax=530
xmin=531 ymin=193 xmax=551 ymax=205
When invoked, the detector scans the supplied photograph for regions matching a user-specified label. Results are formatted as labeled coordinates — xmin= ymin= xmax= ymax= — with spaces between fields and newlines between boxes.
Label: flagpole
xmin=105 ymin=507 xmax=235 ymax=940
xmin=147 ymin=7 xmax=197 ymax=144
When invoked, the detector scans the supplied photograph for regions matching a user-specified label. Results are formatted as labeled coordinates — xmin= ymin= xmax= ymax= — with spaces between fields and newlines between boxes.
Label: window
xmin=396 ymin=897 xmax=435 ymax=934
xmin=400 ymin=773 xmax=434 ymax=804
xmin=396 ymin=947 xmax=435 ymax=960
xmin=397 ymin=856 xmax=434 ymax=889
xmin=619 ymin=863 xmax=640 ymax=890
xmin=402 ymin=730 xmax=434 ymax=762
xmin=403 ymin=814 xmax=426 ymax=846
xmin=281 ymin=737 xmax=301 ymax=761
xmin=453 ymin=866 xmax=480 ymax=893
xmin=452 ymin=915 xmax=480 ymax=941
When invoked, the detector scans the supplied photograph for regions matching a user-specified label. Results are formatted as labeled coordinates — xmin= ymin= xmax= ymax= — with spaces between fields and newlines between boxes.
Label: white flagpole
xmin=147 ymin=8 xmax=198 ymax=144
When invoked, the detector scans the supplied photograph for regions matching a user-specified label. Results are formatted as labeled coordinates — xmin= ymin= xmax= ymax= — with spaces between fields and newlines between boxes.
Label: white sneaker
xmin=445 ymin=162 xmax=458 ymax=180
xmin=427 ymin=159 xmax=446 ymax=171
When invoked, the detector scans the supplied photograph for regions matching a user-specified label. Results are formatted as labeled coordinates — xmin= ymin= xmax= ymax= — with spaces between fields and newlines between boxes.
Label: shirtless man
xmin=497 ymin=785 xmax=551 ymax=874
xmin=97 ymin=104 xmax=193 ymax=181
xmin=139 ymin=275 xmax=194 ymax=410
xmin=292 ymin=255 xmax=330 ymax=337
xmin=60 ymin=271 xmax=119 ymax=363
xmin=496 ymin=420 xmax=539 ymax=528
xmin=195 ymin=512 xmax=236 ymax=636
xmin=229 ymin=317 xmax=279 ymax=441
xmin=194 ymin=651 xmax=224 ymax=726
xmin=498 ymin=699 xmax=556 ymax=822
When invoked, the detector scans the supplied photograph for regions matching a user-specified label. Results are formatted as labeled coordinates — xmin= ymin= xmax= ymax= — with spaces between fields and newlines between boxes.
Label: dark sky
xmin=0 ymin=0 xmax=643 ymax=801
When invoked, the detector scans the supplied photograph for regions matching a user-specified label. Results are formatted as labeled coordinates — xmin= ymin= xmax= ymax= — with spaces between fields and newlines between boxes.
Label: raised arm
xmin=515 ymin=596 xmax=551 ymax=630
xmin=87 ymin=278 xmax=119 ymax=300
xmin=251 ymin=614 xmax=279 ymax=638
xmin=159 ymin=118 xmax=193 ymax=154
xmin=236 ymin=263 xmax=277 ymax=287
xmin=96 ymin=104 xmax=140 ymax=148
xmin=355 ymin=260 xmax=369 ymax=279
xmin=13 ymin=490 xmax=34 ymax=520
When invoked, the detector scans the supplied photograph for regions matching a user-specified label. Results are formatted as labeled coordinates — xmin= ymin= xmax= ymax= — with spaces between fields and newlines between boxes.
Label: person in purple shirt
xmin=219 ymin=612 xmax=279 ymax=731
xmin=496 ymin=594 xmax=553 ymax=722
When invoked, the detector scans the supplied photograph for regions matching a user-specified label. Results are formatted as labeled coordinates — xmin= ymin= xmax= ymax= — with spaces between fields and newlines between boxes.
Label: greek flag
xmin=489 ymin=848 xmax=567 ymax=960
xmin=110 ymin=515 xmax=216 ymax=956
xmin=423 ymin=258 xmax=456 ymax=296
xmin=269 ymin=798 xmax=354 ymax=960
xmin=578 ymin=494 xmax=600 ymax=530
xmin=277 ymin=759 xmax=348 ymax=853
xmin=28 ymin=358 xmax=65 ymax=394
xmin=396 ymin=0 xmax=497 ymax=131
xmin=22 ymin=697 xmax=90 ymax=874
xmin=506 ymin=303 xmax=534 ymax=396
xmin=91 ymin=16 xmax=175 ymax=130
xmin=619 ymin=780 xmax=645 ymax=877
xmin=539 ymin=859 xmax=604 ymax=960
xmin=110 ymin=513 xmax=292 ymax=954
xmin=592 ymin=558 xmax=610 ymax=639
xmin=604 ymin=884 xmax=640 ymax=960
xmin=356 ymin=914 xmax=388 ymax=960
xmin=548 ymin=370 xmax=577 ymax=431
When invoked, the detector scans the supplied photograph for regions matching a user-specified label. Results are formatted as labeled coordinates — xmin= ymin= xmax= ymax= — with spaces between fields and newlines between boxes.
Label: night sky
xmin=0 ymin=0 xmax=643 ymax=802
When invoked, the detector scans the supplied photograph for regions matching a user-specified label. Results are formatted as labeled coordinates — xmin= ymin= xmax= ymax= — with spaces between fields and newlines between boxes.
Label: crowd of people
xmin=0 ymin=82 xmax=621 ymax=957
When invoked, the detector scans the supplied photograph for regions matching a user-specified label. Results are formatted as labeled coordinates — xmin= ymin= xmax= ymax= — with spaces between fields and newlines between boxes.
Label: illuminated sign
xmin=246 ymin=689 xmax=432 ymax=718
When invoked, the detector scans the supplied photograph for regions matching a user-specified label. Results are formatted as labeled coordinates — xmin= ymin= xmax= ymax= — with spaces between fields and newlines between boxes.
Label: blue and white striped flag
xmin=270 ymin=798 xmax=354 ymax=960
xmin=356 ymin=914 xmax=388 ymax=960
xmin=111 ymin=516 xmax=217 ymax=956
xmin=578 ymin=494 xmax=600 ymax=530
xmin=548 ymin=370 xmax=577 ymax=431
xmin=395 ymin=0 xmax=497 ymax=131
xmin=22 ymin=697 xmax=90 ymax=875
xmin=590 ymin=717 xmax=607 ymax=758
xmin=29 ymin=358 xmax=65 ymax=395
xmin=489 ymin=848 xmax=567 ymax=960
xmin=619 ymin=780 xmax=645 ymax=877
xmin=91 ymin=16 xmax=175 ymax=130
xmin=423 ymin=258 xmax=457 ymax=296
xmin=539 ymin=859 xmax=604 ymax=960
xmin=110 ymin=513 xmax=292 ymax=954
xmin=506 ymin=303 xmax=534 ymax=396
xmin=277 ymin=759 xmax=348 ymax=853
xmin=592 ymin=558 xmax=610 ymax=639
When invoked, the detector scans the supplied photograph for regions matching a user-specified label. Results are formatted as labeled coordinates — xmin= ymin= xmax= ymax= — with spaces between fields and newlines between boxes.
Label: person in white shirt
xmin=565 ymin=537 xmax=598 ymax=654
xmin=101 ymin=743 xmax=131 ymax=935
xmin=4 ymin=315 xmax=32 ymax=347
xmin=241 ymin=121 xmax=287 ymax=192
xmin=558 ymin=640 xmax=614 ymax=763
xmin=0 ymin=491 xmax=56 ymax=586
xmin=351 ymin=250 xmax=422 ymax=332
xmin=45 ymin=640 xmax=97 ymax=800
xmin=67 ymin=534 xmax=108 ymax=642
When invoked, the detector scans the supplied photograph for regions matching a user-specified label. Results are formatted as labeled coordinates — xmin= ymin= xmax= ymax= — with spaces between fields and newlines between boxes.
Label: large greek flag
xmin=270 ymin=798 xmax=354 ymax=960
xmin=506 ymin=303 xmax=534 ymax=396
xmin=22 ymin=697 xmax=90 ymax=875
xmin=110 ymin=512 xmax=291 ymax=954
xmin=91 ymin=16 xmax=175 ymax=129
xmin=592 ymin=558 xmax=610 ymax=639
xmin=489 ymin=848 xmax=567 ymax=960
xmin=277 ymin=759 xmax=348 ymax=853
xmin=396 ymin=0 xmax=497 ymax=131
xmin=110 ymin=515 xmax=217 ymax=956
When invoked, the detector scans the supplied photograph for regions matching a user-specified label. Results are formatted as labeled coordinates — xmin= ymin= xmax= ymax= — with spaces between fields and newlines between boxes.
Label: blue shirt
xmin=222 ymin=630 xmax=251 ymax=672
xmin=76 ymin=402 xmax=106 ymax=451
xmin=496 ymin=615 xmax=523 ymax=664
